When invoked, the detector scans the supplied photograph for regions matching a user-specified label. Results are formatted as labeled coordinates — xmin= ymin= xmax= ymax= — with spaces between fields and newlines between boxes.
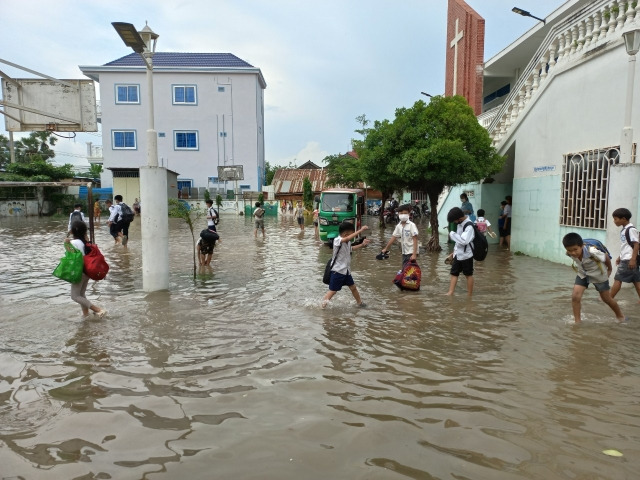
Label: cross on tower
xmin=450 ymin=18 xmax=464 ymax=95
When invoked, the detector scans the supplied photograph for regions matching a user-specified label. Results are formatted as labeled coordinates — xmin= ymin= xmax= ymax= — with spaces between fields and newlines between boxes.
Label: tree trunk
xmin=425 ymin=185 xmax=444 ymax=252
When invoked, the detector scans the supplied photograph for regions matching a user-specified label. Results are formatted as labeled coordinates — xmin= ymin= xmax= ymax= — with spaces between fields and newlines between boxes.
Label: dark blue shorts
xmin=574 ymin=275 xmax=610 ymax=292
xmin=329 ymin=271 xmax=355 ymax=292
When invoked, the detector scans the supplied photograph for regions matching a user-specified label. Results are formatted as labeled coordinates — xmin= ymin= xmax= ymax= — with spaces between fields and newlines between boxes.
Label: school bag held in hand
xmin=393 ymin=259 xmax=422 ymax=291
xmin=52 ymin=244 xmax=84 ymax=283
xmin=119 ymin=203 xmax=135 ymax=222
xmin=83 ymin=242 xmax=109 ymax=280
xmin=463 ymin=222 xmax=489 ymax=261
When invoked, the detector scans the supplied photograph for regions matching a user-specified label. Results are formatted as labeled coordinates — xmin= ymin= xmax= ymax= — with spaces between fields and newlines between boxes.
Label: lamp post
xmin=420 ymin=91 xmax=433 ymax=98
xmin=112 ymin=21 xmax=169 ymax=292
xmin=511 ymin=7 xmax=546 ymax=24
xmin=621 ymin=27 xmax=640 ymax=164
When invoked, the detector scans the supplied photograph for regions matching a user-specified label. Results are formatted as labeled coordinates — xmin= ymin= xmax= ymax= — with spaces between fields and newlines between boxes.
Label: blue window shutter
xmin=114 ymin=132 xmax=123 ymax=148
xmin=174 ymin=87 xmax=185 ymax=103
xmin=129 ymin=86 xmax=138 ymax=103
xmin=125 ymin=131 xmax=135 ymax=147
xmin=117 ymin=86 xmax=127 ymax=102
xmin=186 ymin=86 xmax=195 ymax=103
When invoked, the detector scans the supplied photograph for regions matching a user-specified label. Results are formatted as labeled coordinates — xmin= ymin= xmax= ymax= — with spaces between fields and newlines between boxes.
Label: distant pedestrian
xmin=294 ymin=201 xmax=305 ymax=230
xmin=114 ymin=195 xmax=132 ymax=246
xmin=475 ymin=209 xmax=496 ymax=238
xmin=500 ymin=195 xmax=512 ymax=250
xmin=381 ymin=204 xmax=419 ymax=268
xmin=133 ymin=198 xmax=141 ymax=216
xmin=106 ymin=199 xmax=122 ymax=245
xmin=93 ymin=199 xmax=101 ymax=225
xmin=610 ymin=208 xmax=640 ymax=303
xmin=206 ymin=199 xmax=219 ymax=232
xmin=445 ymin=207 xmax=475 ymax=296
xmin=460 ymin=193 xmax=475 ymax=222
xmin=65 ymin=220 xmax=107 ymax=319
xmin=313 ymin=208 xmax=319 ymax=239
xmin=67 ymin=203 xmax=87 ymax=234
xmin=322 ymin=223 xmax=370 ymax=308
xmin=498 ymin=200 xmax=507 ymax=247
xmin=563 ymin=232 xmax=625 ymax=323
xmin=254 ymin=202 xmax=266 ymax=238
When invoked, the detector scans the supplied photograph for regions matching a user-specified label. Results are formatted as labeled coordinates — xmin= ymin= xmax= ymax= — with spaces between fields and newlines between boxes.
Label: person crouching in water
xmin=65 ymin=220 xmax=107 ymax=318
xmin=563 ymin=233 xmax=625 ymax=323
xmin=322 ymin=222 xmax=370 ymax=308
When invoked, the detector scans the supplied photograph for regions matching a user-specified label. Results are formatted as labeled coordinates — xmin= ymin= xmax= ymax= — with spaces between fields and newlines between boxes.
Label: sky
xmin=0 ymin=0 xmax=566 ymax=169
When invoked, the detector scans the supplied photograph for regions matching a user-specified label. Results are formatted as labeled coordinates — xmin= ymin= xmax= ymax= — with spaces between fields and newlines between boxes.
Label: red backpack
xmin=393 ymin=260 xmax=422 ymax=291
xmin=84 ymin=242 xmax=109 ymax=280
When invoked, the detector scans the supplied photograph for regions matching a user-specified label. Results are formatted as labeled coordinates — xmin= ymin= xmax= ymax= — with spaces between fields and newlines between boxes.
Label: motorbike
xmin=383 ymin=207 xmax=399 ymax=224
xmin=411 ymin=204 xmax=421 ymax=220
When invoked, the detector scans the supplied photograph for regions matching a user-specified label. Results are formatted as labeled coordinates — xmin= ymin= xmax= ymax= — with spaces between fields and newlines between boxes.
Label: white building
xmin=80 ymin=52 xmax=266 ymax=197
xmin=440 ymin=0 xmax=640 ymax=264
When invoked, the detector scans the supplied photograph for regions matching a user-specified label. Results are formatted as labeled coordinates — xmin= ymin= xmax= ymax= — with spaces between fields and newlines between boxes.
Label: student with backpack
xmin=253 ymin=202 xmax=266 ymax=238
xmin=445 ymin=207 xmax=477 ymax=296
xmin=475 ymin=209 xmax=497 ymax=238
xmin=563 ymin=232 xmax=625 ymax=323
xmin=67 ymin=203 xmax=87 ymax=234
xmin=114 ymin=195 xmax=134 ymax=246
xmin=65 ymin=220 xmax=107 ymax=319
xmin=206 ymin=199 xmax=219 ymax=232
xmin=610 ymin=208 xmax=640 ymax=302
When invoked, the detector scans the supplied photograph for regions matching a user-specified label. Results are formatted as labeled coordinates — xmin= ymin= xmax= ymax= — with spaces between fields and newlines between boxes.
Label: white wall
xmin=99 ymin=70 xmax=264 ymax=192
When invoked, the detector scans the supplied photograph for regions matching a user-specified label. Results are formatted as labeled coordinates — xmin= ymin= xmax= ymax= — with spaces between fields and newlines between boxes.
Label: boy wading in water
xmin=445 ymin=207 xmax=475 ymax=296
xmin=563 ymin=233 xmax=625 ymax=323
xmin=322 ymin=222 xmax=370 ymax=308
xmin=610 ymin=208 xmax=640 ymax=302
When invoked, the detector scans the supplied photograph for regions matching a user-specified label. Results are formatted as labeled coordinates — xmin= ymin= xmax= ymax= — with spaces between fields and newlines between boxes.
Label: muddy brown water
xmin=1 ymin=215 xmax=639 ymax=479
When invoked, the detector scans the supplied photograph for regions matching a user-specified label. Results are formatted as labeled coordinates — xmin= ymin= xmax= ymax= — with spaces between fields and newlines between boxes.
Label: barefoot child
xmin=445 ymin=207 xmax=475 ymax=296
xmin=322 ymin=222 xmax=370 ymax=308
xmin=562 ymin=233 xmax=625 ymax=323
xmin=610 ymin=208 xmax=640 ymax=302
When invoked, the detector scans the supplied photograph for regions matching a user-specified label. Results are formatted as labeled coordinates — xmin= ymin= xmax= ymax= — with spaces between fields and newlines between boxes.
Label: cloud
xmin=272 ymin=141 xmax=329 ymax=167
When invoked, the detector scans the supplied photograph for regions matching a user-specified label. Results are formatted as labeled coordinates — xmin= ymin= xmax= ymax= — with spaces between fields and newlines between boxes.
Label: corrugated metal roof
xmin=104 ymin=52 xmax=254 ymax=68
xmin=272 ymin=169 xmax=327 ymax=195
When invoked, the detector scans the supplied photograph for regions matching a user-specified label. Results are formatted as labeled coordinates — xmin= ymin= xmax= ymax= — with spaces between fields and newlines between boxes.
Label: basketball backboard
xmin=1 ymin=78 xmax=97 ymax=132
xmin=218 ymin=165 xmax=244 ymax=181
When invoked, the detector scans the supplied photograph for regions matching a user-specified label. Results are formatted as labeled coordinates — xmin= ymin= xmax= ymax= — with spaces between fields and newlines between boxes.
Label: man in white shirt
xmin=106 ymin=199 xmax=123 ymax=244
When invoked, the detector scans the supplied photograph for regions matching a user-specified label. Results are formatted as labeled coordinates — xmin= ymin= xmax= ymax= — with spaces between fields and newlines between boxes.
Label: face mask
xmin=399 ymin=214 xmax=410 ymax=222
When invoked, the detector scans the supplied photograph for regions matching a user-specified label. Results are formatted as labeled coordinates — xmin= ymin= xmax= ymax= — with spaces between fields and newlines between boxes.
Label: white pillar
xmin=621 ymin=54 xmax=637 ymax=164
xmin=140 ymin=166 xmax=170 ymax=291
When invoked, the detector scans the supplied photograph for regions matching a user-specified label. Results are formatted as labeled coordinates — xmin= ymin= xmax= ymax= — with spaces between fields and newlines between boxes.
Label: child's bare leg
xmin=322 ymin=290 xmax=337 ymax=308
xmin=571 ymin=285 xmax=586 ymax=323
xmin=633 ymin=281 xmax=640 ymax=303
xmin=599 ymin=290 xmax=625 ymax=320
xmin=348 ymin=284 xmax=363 ymax=305
xmin=466 ymin=275 xmax=474 ymax=296
xmin=445 ymin=275 xmax=458 ymax=295
xmin=204 ymin=254 xmax=212 ymax=266
xmin=610 ymin=280 xmax=622 ymax=299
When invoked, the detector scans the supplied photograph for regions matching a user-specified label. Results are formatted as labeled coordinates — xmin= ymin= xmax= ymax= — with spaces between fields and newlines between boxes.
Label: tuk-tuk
xmin=315 ymin=188 xmax=365 ymax=245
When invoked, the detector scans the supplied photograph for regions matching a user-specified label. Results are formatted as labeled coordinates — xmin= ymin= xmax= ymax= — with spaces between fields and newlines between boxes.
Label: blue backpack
xmin=582 ymin=239 xmax=612 ymax=259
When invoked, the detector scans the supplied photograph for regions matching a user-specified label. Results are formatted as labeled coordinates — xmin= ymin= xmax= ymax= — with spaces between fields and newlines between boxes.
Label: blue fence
xmin=79 ymin=187 xmax=113 ymax=200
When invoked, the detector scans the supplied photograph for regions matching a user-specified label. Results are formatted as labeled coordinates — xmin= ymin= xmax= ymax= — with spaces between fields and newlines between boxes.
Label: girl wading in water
xmin=65 ymin=221 xmax=107 ymax=319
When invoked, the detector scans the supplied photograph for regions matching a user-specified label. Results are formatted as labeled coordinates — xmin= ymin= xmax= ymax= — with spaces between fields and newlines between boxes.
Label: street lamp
xmin=621 ymin=27 xmax=640 ymax=163
xmin=420 ymin=91 xmax=433 ymax=98
xmin=511 ymin=7 xmax=546 ymax=24
xmin=112 ymin=21 xmax=169 ymax=292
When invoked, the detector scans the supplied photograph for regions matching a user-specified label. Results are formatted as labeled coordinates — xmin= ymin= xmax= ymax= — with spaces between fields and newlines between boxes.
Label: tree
xmin=302 ymin=176 xmax=313 ymax=211
xmin=16 ymin=132 xmax=58 ymax=163
xmin=2 ymin=160 xmax=73 ymax=181
xmin=353 ymin=119 xmax=405 ymax=227
xmin=323 ymin=153 xmax=362 ymax=188
xmin=168 ymin=198 xmax=204 ymax=280
xmin=389 ymin=96 xmax=505 ymax=251
xmin=0 ymin=134 xmax=11 ymax=170
xmin=264 ymin=161 xmax=277 ymax=186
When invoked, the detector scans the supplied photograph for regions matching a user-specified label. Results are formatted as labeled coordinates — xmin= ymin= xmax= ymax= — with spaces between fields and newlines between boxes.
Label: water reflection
xmin=0 ymin=215 xmax=639 ymax=479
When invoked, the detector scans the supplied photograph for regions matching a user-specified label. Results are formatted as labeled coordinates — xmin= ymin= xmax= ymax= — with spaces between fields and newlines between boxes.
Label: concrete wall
xmin=99 ymin=70 xmax=264 ymax=192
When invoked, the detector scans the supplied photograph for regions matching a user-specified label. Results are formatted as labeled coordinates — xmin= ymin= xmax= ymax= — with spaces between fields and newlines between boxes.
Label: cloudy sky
xmin=1 ymin=0 xmax=565 ymax=168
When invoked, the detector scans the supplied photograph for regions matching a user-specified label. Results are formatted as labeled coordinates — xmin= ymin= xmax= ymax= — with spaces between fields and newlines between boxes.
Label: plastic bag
xmin=52 ymin=245 xmax=84 ymax=283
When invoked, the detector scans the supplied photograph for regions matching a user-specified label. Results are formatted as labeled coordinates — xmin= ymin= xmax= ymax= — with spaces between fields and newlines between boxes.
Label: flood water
xmin=1 ymin=214 xmax=639 ymax=480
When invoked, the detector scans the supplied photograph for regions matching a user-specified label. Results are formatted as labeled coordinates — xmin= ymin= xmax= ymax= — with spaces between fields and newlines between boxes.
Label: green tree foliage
xmin=302 ymin=176 xmax=313 ymax=210
xmin=353 ymin=119 xmax=405 ymax=226
xmin=168 ymin=198 xmax=204 ymax=280
xmin=264 ymin=161 xmax=277 ymax=186
xmin=390 ymin=96 xmax=505 ymax=250
xmin=1 ymin=160 xmax=74 ymax=181
xmin=16 ymin=132 xmax=58 ymax=163
xmin=215 ymin=194 xmax=223 ymax=208
xmin=0 ymin=134 xmax=10 ymax=170
xmin=323 ymin=153 xmax=362 ymax=188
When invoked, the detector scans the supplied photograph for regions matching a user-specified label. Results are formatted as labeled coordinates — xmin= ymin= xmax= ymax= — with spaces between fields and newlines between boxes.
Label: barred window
xmin=559 ymin=146 xmax=618 ymax=229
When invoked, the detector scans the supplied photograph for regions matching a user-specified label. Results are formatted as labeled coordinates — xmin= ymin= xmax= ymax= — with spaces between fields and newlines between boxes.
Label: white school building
xmin=80 ymin=52 xmax=266 ymax=198
xmin=439 ymin=0 xmax=640 ymax=264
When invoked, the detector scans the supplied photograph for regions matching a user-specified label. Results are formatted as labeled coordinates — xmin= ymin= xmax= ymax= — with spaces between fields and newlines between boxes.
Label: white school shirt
xmin=475 ymin=216 xmax=491 ymax=227
xmin=70 ymin=238 xmax=86 ymax=256
xmin=331 ymin=236 xmax=352 ymax=275
xmin=572 ymin=246 xmax=608 ymax=283
xmin=108 ymin=204 xmax=122 ymax=222
xmin=67 ymin=210 xmax=87 ymax=231
xmin=620 ymin=224 xmax=639 ymax=261
xmin=392 ymin=220 xmax=419 ymax=255
xmin=207 ymin=207 xmax=218 ymax=227
xmin=449 ymin=221 xmax=475 ymax=260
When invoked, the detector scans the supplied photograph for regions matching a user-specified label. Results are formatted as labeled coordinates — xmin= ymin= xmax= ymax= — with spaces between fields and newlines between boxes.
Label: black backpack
xmin=70 ymin=210 xmax=83 ymax=225
xmin=463 ymin=221 xmax=488 ymax=261
xmin=209 ymin=207 xmax=220 ymax=225
xmin=200 ymin=229 xmax=219 ymax=244
xmin=119 ymin=203 xmax=135 ymax=223
xmin=623 ymin=226 xmax=640 ymax=262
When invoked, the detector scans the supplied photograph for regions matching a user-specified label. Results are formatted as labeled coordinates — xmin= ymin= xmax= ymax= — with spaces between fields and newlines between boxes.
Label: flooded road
xmin=1 ymin=214 xmax=639 ymax=479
